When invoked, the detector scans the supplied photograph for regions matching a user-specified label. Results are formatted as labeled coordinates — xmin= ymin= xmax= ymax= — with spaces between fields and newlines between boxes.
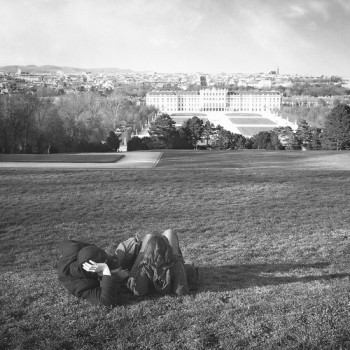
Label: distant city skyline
xmin=1 ymin=0 xmax=350 ymax=77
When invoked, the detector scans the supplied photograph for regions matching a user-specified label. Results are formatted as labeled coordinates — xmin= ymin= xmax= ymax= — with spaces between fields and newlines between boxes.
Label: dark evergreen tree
xmin=173 ymin=129 xmax=192 ymax=149
xmin=309 ymin=127 xmax=323 ymax=150
xmin=250 ymin=131 xmax=272 ymax=149
xmin=148 ymin=113 xmax=176 ymax=148
xmin=106 ymin=131 xmax=121 ymax=151
xmin=181 ymin=116 xmax=204 ymax=149
xmin=295 ymin=119 xmax=313 ymax=149
xmin=127 ymin=136 xmax=151 ymax=151
xmin=270 ymin=130 xmax=285 ymax=150
xmin=211 ymin=125 xmax=233 ymax=149
xmin=322 ymin=104 xmax=350 ymax=150
xmin=273 ymin=126 xmax=297 ymax=150
xmin=202 ymin=121 xmax=216 ymax=147
xmin=231 ymin=133 xmax=247 ymax=149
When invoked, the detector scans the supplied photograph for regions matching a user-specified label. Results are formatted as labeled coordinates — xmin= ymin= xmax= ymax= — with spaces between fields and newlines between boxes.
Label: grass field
xmin=1 ymin=150 xmax=350 ymax=349
xmin=226 ymin=113 xmax=262 ymax=117
xmin=228 ymin=118 xmax=277 ymax=125
xmin=0 ymin=154 xmax=124 ymax=163
xmin=237 ymin=126 xmax=277 ymax=137
xmin=171 ymin=113 xmax=207 ymax=116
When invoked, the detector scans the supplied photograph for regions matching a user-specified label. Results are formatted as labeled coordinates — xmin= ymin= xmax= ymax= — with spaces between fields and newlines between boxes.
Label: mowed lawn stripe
xmin=157 ymin=149 xmax=350 ymax=170
xmin=0 ymin=154 xmax=124 ymax=163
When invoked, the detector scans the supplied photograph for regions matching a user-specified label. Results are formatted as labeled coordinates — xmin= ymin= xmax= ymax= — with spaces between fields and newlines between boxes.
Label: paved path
xmin=0 ymin=152 xmax=163 ymax=169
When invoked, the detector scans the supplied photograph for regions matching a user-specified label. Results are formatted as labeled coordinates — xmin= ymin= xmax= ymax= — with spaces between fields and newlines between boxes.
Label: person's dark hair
xmin=142 ymin=235 xmax=173 ymax=268
xmin=77 ymin=246 xmax=107 ymax=266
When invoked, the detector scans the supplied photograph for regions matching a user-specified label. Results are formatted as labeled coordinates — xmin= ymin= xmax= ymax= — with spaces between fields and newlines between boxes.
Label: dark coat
xmin=57 ymin=240 xmax=119 ymax=307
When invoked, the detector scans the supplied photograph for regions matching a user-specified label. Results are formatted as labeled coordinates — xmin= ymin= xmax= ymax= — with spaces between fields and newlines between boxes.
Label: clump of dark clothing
xmin=57 ymin=240 xmax=120 ymax=307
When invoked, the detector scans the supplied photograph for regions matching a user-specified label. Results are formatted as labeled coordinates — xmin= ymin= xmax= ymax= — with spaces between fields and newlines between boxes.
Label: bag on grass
xmin=184 ymin=262 xmax=200 ymax=291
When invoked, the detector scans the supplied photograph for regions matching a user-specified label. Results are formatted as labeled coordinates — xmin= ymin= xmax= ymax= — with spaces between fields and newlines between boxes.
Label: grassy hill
xmin=1 ymin=151 xmax=350 ymax=349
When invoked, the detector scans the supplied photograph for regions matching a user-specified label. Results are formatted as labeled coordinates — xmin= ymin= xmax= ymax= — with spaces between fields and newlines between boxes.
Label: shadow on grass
xmin=198 ymin=262 xmax=350 ymax=292
xmin=111 ymin=262 xmax=350 ymax=305
xmin=56 ymin=262 xmax=350 ymax=307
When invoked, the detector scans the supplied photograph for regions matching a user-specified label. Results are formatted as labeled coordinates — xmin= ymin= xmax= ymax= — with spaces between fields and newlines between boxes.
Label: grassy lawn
xmin=0 ymin=154 xmax=124 ymax=163
xmin=157 ymin=150 xmax=350 ymax=170
xmin=171 ymin=113 xmax=207 ymax=116
xmin=236 ymin=126 xmax=277 ymax=137
xmin=225 ymin=113 xmax=262 ymax=117
xmin=228 ymin=118 xmax=277 ymax=125
xmin=1 ymin=150 xmax=350 ymax=349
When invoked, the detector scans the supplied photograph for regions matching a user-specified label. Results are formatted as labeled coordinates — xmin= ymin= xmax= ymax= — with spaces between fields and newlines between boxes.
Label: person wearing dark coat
xmin=57 ymin=239 xmax=127 ymax=307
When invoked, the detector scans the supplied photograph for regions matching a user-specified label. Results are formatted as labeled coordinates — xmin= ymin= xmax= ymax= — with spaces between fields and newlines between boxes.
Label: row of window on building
xmin=146 ymin=89 xmax=282 ymax=113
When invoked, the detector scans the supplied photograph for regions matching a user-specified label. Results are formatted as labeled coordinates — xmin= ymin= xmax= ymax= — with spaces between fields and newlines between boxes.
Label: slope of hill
xmin=1 ymin=158 xmax=350 ymax=349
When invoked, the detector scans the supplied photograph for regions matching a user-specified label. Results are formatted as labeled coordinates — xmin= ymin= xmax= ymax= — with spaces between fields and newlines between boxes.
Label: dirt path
xmin=0 ymin=152 xmax=163 ymax=169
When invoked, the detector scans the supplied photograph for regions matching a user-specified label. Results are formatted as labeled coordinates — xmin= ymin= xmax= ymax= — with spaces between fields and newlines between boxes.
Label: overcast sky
xmin=1 ymin=0 xmax=349 ymax=76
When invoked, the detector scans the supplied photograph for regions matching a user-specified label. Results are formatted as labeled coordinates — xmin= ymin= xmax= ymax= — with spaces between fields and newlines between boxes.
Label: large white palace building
xmin=146 ymin=88 xmax=282 ymax=114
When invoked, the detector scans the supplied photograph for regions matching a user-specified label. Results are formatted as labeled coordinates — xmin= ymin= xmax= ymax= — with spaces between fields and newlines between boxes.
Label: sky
xmin=1 ymin=0 xmax=350 ymax=76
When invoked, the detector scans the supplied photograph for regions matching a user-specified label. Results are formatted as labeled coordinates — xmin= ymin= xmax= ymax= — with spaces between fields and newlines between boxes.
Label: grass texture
xmin=236 ymin=126 xmax=277 ymax=137
xmin=0 ymin=154 xmax=124 ymax=163
xmin=228 ymin=118 xmax=277 ymax=125
xmin=1 ymin=151 xmax=350 ymax=349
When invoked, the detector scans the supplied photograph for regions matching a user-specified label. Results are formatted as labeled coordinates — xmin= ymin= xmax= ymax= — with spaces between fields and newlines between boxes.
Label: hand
xmin=82 ymin=260 xmax=111 ymax=276
xmin=111 ymin=268 xmax=129 ymax=280
xmin=127 ymin=276 xmax=136 ymax=290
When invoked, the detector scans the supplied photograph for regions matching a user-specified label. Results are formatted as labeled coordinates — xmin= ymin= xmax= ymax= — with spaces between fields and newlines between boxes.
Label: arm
xmin=74 ymin=261 xmax=121 ymax=307
xmin=127 ymin=267 xmax=150 ymax=296
xmin=76 ymin=276 xmax=119 ymax=307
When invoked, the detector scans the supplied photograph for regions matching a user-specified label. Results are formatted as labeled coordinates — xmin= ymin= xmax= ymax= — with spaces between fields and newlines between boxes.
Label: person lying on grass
xmin=57 ymin=240 xmax=128 ymax=307
xmin=125 ymin=229 xmax=189 ymax=297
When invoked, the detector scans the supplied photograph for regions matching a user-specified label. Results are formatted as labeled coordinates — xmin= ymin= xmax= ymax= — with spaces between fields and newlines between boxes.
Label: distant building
xmin=146 ymin=88 xmax=282 ymax=113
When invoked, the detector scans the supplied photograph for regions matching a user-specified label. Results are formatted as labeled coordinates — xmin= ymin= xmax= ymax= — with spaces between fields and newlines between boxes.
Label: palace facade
xmin=146 ymin=88 xmax=282 ymax=113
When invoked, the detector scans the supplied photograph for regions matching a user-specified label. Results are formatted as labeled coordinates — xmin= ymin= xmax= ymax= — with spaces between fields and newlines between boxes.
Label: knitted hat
xmin=77 ymin=246 xmax=107 ymax=266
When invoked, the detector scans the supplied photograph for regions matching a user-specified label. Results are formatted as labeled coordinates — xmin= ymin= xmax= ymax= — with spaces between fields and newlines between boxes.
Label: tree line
xmin=274 ymin=83 xmax=350 ymax=98
xmin=280 ymin=105 xmax=331 ymax=128
xmin=0 ymin=91 xmax=157 ymax=153
xmin=2 ymin=89 xmax=349 ymax=153
xmin=128 ymin=115 xmax=249 ymax=151
xmin=128 ymin=104 xmax=350 ymax=151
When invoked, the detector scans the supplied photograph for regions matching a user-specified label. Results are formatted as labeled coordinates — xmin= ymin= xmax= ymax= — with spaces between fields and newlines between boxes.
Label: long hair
xmin=142 ymin=235 xmax=173 ymax=268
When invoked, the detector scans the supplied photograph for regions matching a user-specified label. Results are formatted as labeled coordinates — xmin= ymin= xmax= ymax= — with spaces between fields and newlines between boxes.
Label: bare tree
xmin=102 ymin=94 xmax=125 ymax=130
xmin=1 ymin=95 xmax=24 ymax=153
xmin=57 ymin=93 xmax=87 ymax=148
xmin=81 ymin=92 xmax=106 ymax=143
xmin=34 ymin=97 xmax=54 ymax=153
